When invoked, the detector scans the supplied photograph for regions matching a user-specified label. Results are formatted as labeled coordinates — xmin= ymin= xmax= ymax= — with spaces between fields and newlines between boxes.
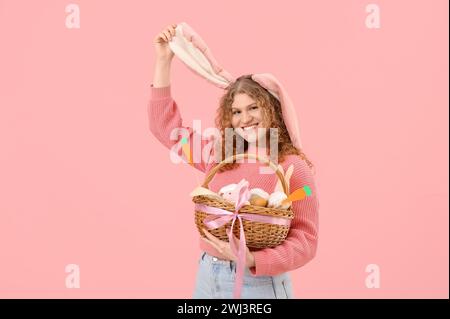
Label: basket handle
xmin=201 ymin=153 xmax=289 ymax=195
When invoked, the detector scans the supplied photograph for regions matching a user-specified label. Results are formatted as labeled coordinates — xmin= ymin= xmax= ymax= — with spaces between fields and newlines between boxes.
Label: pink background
xmin=0 ymin=0 xmax=448 ymax=298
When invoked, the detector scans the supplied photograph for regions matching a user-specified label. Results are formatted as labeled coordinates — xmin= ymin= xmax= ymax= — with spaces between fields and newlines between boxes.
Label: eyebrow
xmin=231 ymin=103 xmax=257 ymax=110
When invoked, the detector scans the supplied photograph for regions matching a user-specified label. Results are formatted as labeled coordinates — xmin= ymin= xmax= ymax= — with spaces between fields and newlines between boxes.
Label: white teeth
xmin=242 ymin=124 xmax=258 ymax=131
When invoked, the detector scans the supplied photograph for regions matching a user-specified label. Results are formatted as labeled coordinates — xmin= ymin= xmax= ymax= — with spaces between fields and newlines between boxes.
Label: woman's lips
xmin=235 ymin=123 xmax=266 ymax=143
xmin=241 ymin=123 xmax=259 ymax=131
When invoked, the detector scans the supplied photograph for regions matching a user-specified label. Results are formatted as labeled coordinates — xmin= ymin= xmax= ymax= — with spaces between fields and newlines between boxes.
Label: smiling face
xmin=216 ymin=75 xmax=307 ymax=172
xmin=231 ymin=93 xmax=267 ymax=143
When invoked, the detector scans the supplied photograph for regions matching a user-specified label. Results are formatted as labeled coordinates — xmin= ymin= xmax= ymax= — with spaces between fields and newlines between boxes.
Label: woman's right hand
xmin=153 ymin=23 xmax=177 ymax=61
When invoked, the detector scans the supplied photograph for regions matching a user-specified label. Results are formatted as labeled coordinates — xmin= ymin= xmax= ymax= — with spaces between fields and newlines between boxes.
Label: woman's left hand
xmin=201 ymin=228 xmax=255 ymax=268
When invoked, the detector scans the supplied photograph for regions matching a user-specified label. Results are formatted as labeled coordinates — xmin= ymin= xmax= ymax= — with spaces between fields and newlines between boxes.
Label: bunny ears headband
xmin=168 ymin=22 xmax=303 ymax=150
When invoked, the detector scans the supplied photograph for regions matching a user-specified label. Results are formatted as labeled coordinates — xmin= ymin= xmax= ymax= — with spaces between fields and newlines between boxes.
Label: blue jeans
xmin=193 ymin=251 xmax=294 ymax=299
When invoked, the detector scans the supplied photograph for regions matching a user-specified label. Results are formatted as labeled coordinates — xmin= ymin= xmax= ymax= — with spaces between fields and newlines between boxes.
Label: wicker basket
xmin=193 ymin=153 xmax=294 ymax=249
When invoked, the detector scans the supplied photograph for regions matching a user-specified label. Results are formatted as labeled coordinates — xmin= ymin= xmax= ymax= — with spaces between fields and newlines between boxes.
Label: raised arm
xmin=148 ymin=24 xmax=215 ymax=173
xmin=152 ymin=23 xmax=176 ymax=87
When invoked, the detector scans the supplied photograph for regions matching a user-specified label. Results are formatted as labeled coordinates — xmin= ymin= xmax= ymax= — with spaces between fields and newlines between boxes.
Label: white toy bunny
xmin=267 ymin=164 xmax=294 ymax=209
xmin=218 ymin=179 xmax=250 ymax=205
xmin=218 ymin=183 xmax=237 ymax=202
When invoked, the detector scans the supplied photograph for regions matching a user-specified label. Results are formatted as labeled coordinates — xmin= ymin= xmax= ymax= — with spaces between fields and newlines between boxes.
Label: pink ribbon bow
xmin=195 ymin=179 xmax=291 ymax=299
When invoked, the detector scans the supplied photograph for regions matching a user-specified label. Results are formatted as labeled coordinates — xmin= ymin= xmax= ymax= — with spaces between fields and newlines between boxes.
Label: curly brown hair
xmin=213 ymin=74 xmax=315 ymax=174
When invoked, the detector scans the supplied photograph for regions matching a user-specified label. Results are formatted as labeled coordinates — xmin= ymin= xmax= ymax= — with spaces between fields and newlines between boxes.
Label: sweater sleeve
xmin=248 ymin=158 xmax=320 ymax=276
xmin=147 ymin=84 xmax=215 ymax=173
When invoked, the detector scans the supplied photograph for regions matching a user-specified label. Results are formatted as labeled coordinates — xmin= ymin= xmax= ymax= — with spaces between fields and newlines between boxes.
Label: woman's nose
xmin=241 ymin=111 xmax=252 ymax=124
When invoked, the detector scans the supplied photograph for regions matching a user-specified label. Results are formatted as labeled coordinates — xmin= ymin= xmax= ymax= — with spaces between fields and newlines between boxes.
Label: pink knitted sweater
xmin=148 ymin=84 xmax=319 ymax=276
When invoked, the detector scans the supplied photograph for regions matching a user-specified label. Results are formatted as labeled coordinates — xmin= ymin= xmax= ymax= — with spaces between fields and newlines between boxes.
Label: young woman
xmin=149 ymin=24 xmax=319 ymax=299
